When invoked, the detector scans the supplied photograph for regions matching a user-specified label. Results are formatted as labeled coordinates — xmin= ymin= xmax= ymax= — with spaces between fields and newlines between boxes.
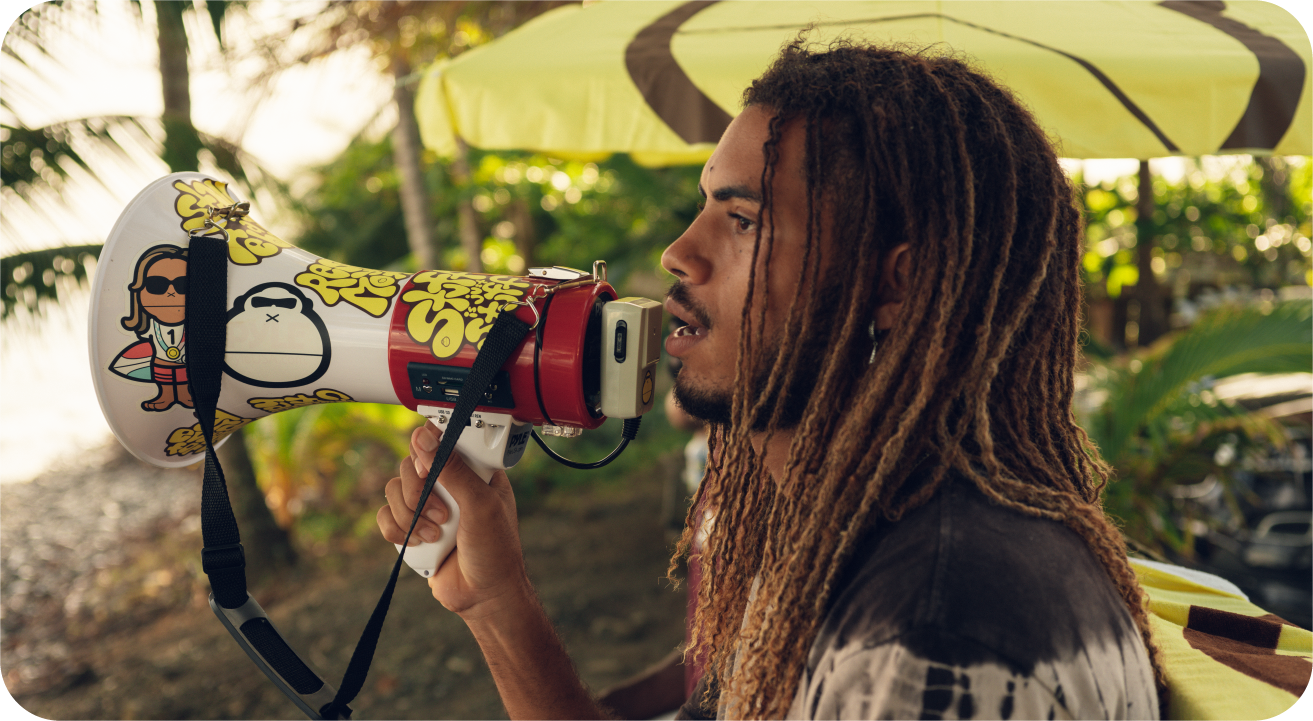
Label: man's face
xmin=661 ymin=106 xmax=825 ymax=426
xmin=141 ymin=257 xmax=187 ymax=325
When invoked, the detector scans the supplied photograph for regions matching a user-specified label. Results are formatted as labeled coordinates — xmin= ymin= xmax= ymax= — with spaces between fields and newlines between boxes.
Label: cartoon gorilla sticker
xmin=224 ymin=282 xmax=331 ymax=388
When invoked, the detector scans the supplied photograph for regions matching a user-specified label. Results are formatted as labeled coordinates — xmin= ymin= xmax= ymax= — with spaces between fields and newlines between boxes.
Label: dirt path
xmin=3 ymin=446 xmax=688 ymax=719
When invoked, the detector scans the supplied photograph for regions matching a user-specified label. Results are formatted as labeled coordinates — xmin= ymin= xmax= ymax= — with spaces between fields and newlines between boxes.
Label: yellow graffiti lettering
xmin=401 ymin=271 xmax=532 ymax=360
xmin=164 ymin=409 xmax=254 ymax=457
xmin=407 ymin=301 xmax=466 ymax=359
xmin=247 ymin=388 xmax=354 ymax=414
xmin=295 ymin=259 xmax=409 ymax=318
xmin=172 ymin=179 xmax=292 ymax=266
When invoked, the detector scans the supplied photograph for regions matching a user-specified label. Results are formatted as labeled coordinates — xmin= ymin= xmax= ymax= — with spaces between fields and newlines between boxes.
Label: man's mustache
xmin=666 ymin=281 xmax=714 ymax=330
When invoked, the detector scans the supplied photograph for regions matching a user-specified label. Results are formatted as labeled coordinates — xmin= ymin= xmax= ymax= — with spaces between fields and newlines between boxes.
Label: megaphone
xmin=89 ymin=173 xmax=663 ymax=579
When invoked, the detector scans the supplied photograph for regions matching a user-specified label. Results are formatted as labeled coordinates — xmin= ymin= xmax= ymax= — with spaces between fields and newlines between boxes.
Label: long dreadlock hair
xmin=669 ymin=39 xmax=1168 ymax=718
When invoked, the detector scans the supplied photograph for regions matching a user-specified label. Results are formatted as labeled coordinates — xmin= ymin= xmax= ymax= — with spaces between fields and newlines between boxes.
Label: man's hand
xmin=376 ymin=420 xmax=531 ymax=618
xmin=376 ymin=421 xmax=609 ymax=719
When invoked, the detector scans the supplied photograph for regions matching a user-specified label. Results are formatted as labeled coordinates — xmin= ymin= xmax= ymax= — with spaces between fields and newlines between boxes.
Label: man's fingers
xmin=376 ymin=504 xmax=415 ymax=546
xmin=389 ymin=462 xmax=446 ymax=544
xmin=400 ymin=453 xmax=449 ymax=524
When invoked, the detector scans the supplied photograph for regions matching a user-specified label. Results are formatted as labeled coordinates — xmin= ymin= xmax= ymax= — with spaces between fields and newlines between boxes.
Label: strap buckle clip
xmin=202 ymin=542 xmax=247 ymax=573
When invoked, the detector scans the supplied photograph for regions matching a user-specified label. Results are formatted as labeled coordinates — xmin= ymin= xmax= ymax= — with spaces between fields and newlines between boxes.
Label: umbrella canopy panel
xmin=418 ymin=0 xmax=1311 ymax=163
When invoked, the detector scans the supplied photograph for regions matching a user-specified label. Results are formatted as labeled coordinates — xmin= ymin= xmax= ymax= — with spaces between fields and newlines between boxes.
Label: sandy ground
xmin=2 ymin=441 xmax=689 ymax=719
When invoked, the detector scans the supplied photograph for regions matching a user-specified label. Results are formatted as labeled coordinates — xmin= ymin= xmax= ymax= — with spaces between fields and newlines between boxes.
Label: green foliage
xmin=501 ymin=152 xmax=703 ymax=279
xmin=244 ymin=401 xmax=417 ymax=548
xmin=1081 ymin=299 xmax=1312 ymax=551
xmin=291 ymin=138 xmax=701 ymax=286
xmin=291 ymin=136 xmax=413 ymax=271
xmin=462 ymin=150 xmax=700 ymax=279
xmin=1080 ymin=158 xmax=1312 ymax=299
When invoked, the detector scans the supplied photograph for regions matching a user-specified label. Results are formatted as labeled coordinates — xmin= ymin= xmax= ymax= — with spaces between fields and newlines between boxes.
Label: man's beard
xmin=671 ymin=289 xmax=860 ymax=432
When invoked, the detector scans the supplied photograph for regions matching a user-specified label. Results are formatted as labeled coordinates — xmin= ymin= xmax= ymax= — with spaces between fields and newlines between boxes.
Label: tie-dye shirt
xmin=679 ymin=476 xmax=1159 ymax=720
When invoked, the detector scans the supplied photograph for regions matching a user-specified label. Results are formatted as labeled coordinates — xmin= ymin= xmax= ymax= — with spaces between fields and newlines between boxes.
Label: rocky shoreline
xmin=1 ymin=440 xmax=201 ymax=694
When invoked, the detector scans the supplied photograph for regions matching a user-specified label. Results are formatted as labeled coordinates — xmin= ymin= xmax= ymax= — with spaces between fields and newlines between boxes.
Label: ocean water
xmin=0 ymin=292 xmax=114 ymax=484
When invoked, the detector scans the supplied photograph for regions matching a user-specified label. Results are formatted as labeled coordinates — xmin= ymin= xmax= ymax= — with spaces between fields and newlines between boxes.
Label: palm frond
xmin=1085 ymin=299 xmax=1313 ymax=466
xmin=1 ymin=116 xmax=151 ymax=194
xmin=4 ymin=2 xmax=76 ymax=65
xmin=1 ymin=243 xmax=102 ymax=321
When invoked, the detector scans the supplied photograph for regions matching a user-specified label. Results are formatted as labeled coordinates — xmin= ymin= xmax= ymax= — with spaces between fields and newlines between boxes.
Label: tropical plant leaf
xmin=1085 ymin=299 xmax=1312 ymax=467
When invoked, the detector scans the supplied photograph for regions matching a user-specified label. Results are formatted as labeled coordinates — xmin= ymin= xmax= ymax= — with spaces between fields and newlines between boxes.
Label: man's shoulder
xmin=795 ymin=474 xmax=1157 ymax=719
xmin=817 ymin=475 xmax=1139 ymax=671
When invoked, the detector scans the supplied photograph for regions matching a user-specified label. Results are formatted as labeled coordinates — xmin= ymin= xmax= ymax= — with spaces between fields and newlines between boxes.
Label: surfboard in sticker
xmin=109 ymin=339 xmax=155 ymax=382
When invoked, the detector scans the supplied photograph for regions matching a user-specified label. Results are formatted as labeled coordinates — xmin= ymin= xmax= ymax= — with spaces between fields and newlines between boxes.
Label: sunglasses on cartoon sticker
xmin=144 ymin=275 xmax=188 ymax=295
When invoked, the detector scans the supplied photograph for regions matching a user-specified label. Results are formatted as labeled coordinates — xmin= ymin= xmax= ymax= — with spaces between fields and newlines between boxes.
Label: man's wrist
xmin=457 ymin=573 xmax=539 ymax=628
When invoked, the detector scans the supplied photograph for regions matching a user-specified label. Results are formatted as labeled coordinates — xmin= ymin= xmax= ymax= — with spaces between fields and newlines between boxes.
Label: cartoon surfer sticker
xmin=110 ymin=244 xmax=192 ymax=412
xmin=224 ymin=282 xmax=331 ymax=388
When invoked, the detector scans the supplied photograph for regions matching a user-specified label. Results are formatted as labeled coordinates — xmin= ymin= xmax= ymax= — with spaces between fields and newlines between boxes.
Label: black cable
xmin=531 ymin=417 xmax=642 ymax=470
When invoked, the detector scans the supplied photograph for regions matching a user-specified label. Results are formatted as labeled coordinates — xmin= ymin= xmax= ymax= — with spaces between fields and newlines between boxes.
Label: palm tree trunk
xmin=1134 ymin=160 xmax=1168 ymax=346
xmin=1259 ymin=157 xmax=1290 ymax=223
xmin=155 ymin=0 xmax=203 ymax=172
xmin=450 ymin=137 xmax=484 ymax=272
xmin=217 ymin=428 xmax=297 ymax=585
xmin=391 ymin=56 xmax=439 ymax=270
xmin=510 ymin=198 xmax=537 ymax=270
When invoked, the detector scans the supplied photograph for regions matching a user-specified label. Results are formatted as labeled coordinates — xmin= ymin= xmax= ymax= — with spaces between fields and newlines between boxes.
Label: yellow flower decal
xmin=247 ymin=388 xmax=354 ymax=414
xmin=295 ymin=259 xmax=411 ymax=318
xmin=402 ymin=271 xmax=532 ymax=360
xmin=164 ymin=409 xmax=254 ymax=457
xmin=173 ymin=179 xmax=292 ymax=266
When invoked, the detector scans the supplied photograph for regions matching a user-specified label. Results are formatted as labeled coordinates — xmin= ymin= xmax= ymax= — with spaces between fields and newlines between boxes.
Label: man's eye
xmin=734 ymin=215 xmax=755 ymax=231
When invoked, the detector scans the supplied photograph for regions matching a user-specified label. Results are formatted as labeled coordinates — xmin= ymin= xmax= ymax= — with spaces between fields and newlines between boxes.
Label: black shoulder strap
xmin=186 ymin=233 xmax=530 ymax=719
xmin=187 ymin=234 xmax=246 ymax=608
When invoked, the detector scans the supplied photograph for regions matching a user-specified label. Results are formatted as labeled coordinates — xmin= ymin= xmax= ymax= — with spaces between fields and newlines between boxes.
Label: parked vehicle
xmin=1244 ymin=511 xmax=1313 ymax=570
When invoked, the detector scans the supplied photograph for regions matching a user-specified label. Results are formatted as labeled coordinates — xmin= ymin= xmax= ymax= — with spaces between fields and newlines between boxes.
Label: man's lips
xmin=664 ymin=297 xmax=710 ymax=357
xmin=664 ymin=296 xmax=710 ymax=330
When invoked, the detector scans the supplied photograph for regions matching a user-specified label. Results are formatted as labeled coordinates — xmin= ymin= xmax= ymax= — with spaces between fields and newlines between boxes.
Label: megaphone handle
xmin=395 ymin=449 xmax=497 ymax=578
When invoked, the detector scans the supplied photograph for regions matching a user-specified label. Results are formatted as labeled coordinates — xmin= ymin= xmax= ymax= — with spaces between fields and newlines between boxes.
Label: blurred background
xmin=1 ymin=1 xmax=1310 ymax=719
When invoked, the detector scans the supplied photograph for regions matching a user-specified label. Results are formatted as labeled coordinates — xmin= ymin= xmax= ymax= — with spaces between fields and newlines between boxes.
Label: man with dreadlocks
xmin=379 ymin=39 xmax=1165 ymax=720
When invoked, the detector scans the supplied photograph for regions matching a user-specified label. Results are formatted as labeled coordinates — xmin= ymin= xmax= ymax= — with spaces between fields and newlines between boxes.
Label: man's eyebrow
xmin=709 ymin=184 xmax=762 ymax=204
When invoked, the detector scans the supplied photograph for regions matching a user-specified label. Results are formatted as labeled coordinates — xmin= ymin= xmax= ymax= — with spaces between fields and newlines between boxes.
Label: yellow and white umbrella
xmin=416 ymin=0 xmax=1310 ymax=164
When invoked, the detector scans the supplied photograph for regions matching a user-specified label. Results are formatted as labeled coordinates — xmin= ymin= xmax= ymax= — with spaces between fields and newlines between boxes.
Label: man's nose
xmin=661 ymin=225 xmax=711 ymax=283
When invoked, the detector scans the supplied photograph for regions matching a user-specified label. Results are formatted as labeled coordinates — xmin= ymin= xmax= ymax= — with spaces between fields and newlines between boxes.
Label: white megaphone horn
xmin=89 ymin=172 xmax=663 ymax=579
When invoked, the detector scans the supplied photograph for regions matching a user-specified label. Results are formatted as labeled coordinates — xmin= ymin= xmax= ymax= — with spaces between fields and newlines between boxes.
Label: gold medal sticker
xmin=166 ymin=347 xmax=180 ymax=359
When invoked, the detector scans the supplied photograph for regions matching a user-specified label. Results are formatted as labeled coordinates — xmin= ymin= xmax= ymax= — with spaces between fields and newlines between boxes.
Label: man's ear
xmin=873 ymin=243 xmax=911 ymax=330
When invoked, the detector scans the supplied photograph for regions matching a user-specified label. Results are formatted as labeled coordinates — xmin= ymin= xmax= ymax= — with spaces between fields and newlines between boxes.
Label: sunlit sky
xmin=0 ymin=0 xmax=1311 ymax=486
